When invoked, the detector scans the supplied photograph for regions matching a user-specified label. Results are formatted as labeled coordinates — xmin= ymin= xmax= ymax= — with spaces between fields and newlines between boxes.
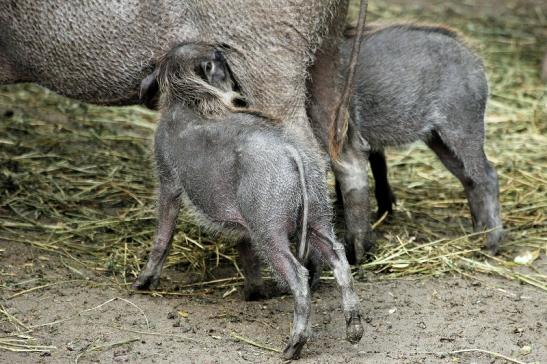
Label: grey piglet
xmin=134 ymin=44 xmax=364 ymax=359
xmin=344 ymin=24 xmax=503 ymax=252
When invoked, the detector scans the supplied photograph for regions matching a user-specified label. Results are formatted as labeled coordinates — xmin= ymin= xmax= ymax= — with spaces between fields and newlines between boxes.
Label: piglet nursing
xmin=134 ymin=43 xmax=364 ymax=359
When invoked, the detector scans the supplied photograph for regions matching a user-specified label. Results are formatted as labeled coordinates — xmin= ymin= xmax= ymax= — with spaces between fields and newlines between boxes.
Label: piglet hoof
xmin=244 ymin=282 xmax=289 ymax=301
xmin=306 ymin=262 xmax=322 ymax=292
xmin=308 ymin=271 xmax=321 ymax=292
xmin=376 ymin=192 xmax=396 ymax=219
xmin=345 ymin=311 xmax=364 ymax=344
xmin=484 ymin=228 xmax=504 ymax=255
xmin=345 ymin=230 xmax=376 ymax=265
xmin=132 ymin=273 xmax=160 ymax=290
xmin=243 ymin=284 xmax=269 ymax=301
xmin=282 ymin=334 xmax=308 ymax=360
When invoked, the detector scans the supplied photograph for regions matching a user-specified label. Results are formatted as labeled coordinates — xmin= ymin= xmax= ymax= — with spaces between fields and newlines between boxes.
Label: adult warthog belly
xmin=0 ymin=0 xmax=346 ymax=120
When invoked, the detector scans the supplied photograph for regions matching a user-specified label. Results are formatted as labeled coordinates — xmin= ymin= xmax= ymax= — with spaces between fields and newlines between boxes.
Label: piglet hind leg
xmin=427 ymin=131 xmax=503 ymax=253
xmin=133 ymin=187 xmax=181 ymax=290
xmin=254 ymin=233 xmax=311 ymax=360
xmin=309 ymin=226 xmax=364 ymax=344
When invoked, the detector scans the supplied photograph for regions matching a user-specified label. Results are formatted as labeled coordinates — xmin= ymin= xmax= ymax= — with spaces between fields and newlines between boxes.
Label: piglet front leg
xmin=134 ymin=187 xmax=181 ymax=290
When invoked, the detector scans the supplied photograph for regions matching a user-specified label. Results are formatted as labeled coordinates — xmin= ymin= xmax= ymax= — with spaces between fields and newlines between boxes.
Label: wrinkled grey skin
xmin=133 ymin=44 xmax=363 ymax=359
xmin=343 ymin=24 xmax=503 ymax=253
xmin=1 ymin=0 xmax=375 ymax=264
xmin=0 ymin=1 xmax=342 ymax=113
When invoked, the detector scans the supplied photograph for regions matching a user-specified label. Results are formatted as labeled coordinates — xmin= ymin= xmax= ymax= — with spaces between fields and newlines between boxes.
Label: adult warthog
xmin=1 ymin=0 xmax=373 ymax=262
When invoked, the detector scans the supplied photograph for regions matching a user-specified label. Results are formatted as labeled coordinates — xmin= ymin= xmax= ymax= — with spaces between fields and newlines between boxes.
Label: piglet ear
xmin=140 ymin=69 xmax=160 ymax=110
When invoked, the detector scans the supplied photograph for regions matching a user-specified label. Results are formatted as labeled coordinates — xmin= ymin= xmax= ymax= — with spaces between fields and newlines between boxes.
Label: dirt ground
xmin=1 ymin=241 xmax=546 ymax=364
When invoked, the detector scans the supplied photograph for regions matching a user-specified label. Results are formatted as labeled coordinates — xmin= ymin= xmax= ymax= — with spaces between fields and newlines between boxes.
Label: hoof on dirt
xmin=308 ymin=272 xmax=321 ymax=292
xmin=133 ymin=273 xmax=159 ymax=290
xmin=306 ymin=262 xmax=322 ymax=292
xmin=345 ymin=311 xmax=364 ymax=344
xmin=243 ymin=285 xmax=270 ymax=301
xmin=376 ymin=191 xmax=396 ymax=219
xmin=345 ymin=230 xmax=376 ymax=265
xmin=243 ymin=282 xmax=288 ymax=301
xmin=282 ymin=334 xmax=308 ymax=360
xmin=484 ymin=228 xmax=504 ymax=255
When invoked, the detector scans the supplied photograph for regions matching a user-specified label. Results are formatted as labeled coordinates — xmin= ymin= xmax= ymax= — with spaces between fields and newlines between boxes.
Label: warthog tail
xmin=286 ymin=146 xmax=309 ymax=263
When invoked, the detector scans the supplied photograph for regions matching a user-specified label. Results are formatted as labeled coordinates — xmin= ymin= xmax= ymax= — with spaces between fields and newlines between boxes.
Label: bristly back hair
xmin=344 ymin=21 xmax=461 ymax=40
xmin=343 ymin=21 xmax=484 ymax=60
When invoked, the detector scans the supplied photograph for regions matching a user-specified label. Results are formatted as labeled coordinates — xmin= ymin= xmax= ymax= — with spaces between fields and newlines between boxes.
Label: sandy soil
xmin=1 ymin=241 xmax=545 ymax=364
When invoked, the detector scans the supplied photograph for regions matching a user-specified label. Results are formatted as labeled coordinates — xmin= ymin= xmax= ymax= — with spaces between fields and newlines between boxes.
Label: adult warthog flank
xmin=1 ymin=1 xmax=343 ymax=119
xmin=1 ymin=1 xmax=378 ymax=263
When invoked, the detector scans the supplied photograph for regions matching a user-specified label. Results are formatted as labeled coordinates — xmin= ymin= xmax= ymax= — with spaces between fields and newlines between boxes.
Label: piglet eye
xmin=199 ymin=61 xmax=215 ymax=81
